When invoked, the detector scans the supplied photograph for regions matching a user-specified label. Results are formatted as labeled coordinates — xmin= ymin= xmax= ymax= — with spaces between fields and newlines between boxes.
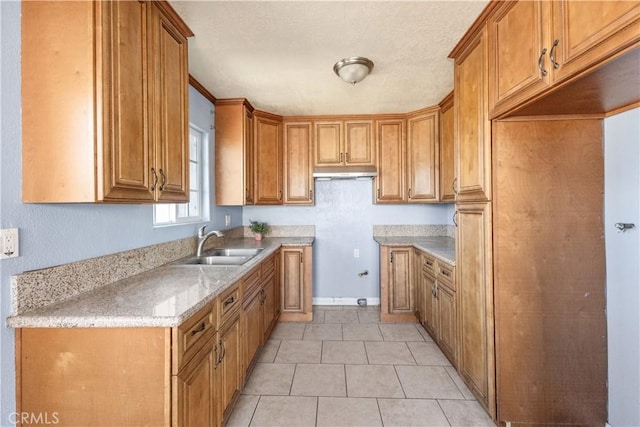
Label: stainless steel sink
xmin=176 ymin=248 xmax=264 ymax=266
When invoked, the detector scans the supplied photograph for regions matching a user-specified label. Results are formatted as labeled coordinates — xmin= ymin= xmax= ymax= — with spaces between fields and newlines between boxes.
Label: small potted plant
xmin=249 ymin=220 xmax=268 ymax=241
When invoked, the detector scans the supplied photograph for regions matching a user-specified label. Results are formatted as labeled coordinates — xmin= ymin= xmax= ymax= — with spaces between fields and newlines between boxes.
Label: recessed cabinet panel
xmin=439 ymin=94 xmax=455 ymax=202
xmin=254 ymin=113 xmax=283 ymax=205
xmin=344 ymin=120 xmax=375 ymax=165
xmin=376 ymin=119 xmax=406 ymax=203
xmin=314 ymin=121 xmax=343 ymax=166
xmin=407 ymin=111 xmax=439 ymax=202
xmin=284 ymin=122 xmax=313 ymax=205
xmin=282 ymin=249 xmax=304 ymax=312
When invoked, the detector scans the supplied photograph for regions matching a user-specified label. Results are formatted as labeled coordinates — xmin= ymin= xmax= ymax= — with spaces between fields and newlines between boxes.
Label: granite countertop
xmin=7 ymin=237 xmax=313 ymax=329
xmin=373 ymin=236 xmax=455 ymax=266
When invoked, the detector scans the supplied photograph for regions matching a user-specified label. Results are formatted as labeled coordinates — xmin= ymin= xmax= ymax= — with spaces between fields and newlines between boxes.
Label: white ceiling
xmin=171 ymin=1 xmax=489 ymax=116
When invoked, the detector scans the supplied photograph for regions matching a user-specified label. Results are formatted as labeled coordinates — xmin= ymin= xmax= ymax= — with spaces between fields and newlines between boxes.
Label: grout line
xmin=393 ymin=365 xmax=408 ymax=399
xmin=364 ymin=341 xmax=371 ymax=364
xmin=248 ymin=395 xmax=261 ymax=427
xmin=314 ymin=396 xmax=319 ymax=427
xmin=376 ymin=398 xmax=385 ymax=427
xmin=436 ymin=399 xmax=453 ymax=426
xmin=343 ymin=363 xmax=348 ymax=397
xmin=289 ymin=363 xmax=298 ymax=396
xmin=444 ymin=366 xmax=469 ymax=400
xmin=403 ymin=341 xmax=418 ymax=365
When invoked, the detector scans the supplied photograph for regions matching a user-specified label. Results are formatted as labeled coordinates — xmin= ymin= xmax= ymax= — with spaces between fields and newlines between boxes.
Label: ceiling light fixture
xmin=333 ymin=56 xmax=374 ymax=85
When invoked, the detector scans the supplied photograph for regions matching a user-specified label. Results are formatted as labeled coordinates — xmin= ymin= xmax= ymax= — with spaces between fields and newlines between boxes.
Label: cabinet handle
xmin=441 ymin=269 xmax=450 ymax=277
xmin=309 ymin=189 xmax=313 ymax=200
xmin=377 ymin=189 xmax=381 ymax=199
xmin=340 ymin=153 xmax=344 ymax=162
xmin=452 ymin=178 xmax=458 ymax=196
xmin=213 ymin=344 xmax=220 ymax=368
xmin=538 ymin=47 xmax=548 ymax=77
xmin=190 ymin=321 xmax=206 ymax=336
xmin=345 ymin=152 xmax=349 ymax=162
xmin=408 ymin=188 xmax=412 ymax=199
xmin=425 ymin=260 xmax=433 ymax=267
xmin=453 ymin=211 xmax=458 ymax=227
xmin=279 ymin=190 xmax=282 ymax=201
xmin=150 ymin=168 xmax=158 ymax=191
xmin=223 ymin=296 xmax=236 ymax=308
xmin=158 ymin=169 xmax=166 ymax=191
xmin=549 ymin=39 xmax=559 ymax=69
xmin=218 ymin=339 xmax=226 ymax=363
xmin=390 ymin=253 xmax=393 ymax=263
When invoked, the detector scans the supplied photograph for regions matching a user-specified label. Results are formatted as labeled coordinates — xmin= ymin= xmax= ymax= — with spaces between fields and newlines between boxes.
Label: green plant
xmin=249 ymin=220 xmax=268 ymax=236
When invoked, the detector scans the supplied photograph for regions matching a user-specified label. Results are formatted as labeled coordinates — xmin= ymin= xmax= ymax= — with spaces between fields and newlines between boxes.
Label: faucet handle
xmin=198 ymin=225 xmax=207 ymax=238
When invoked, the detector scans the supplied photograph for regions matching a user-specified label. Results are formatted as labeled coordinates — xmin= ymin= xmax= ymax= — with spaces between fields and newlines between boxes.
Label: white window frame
xmin=153 ymin=124 xmax=210 ymax=226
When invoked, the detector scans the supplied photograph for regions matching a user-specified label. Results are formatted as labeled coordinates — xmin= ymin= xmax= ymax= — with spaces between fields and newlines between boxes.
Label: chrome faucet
xmin=196 ymin=225 xmax=224 ymax=257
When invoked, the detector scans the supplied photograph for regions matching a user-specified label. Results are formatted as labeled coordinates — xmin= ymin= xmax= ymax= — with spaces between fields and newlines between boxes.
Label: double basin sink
xmin=178 ymin=248 xmax=264 ymax=266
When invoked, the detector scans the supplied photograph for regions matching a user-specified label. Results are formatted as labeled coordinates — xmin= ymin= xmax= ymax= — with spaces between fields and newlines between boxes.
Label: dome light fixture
xmin=333 ymin=56 xmax=374 ymax=85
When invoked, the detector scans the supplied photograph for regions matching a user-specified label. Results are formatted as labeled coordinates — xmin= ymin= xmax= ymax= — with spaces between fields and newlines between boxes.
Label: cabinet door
xmin=389 ymin=248 xmax=413 ymax=314
xmin=254 ymin=114 xmax=283 ymax=205
xmin=219 ymin=316 xmax=242 ymax=421
xmin=174 ymin=337 xmax=217 ymax=427
xmin=101 ymin=1 xmax=155 ymax=202
xmin=242 ymin=291 xmax=263 ymax=375
xmin=284 ymin=122 xmax=314 ymax=205
xmin=152 ymin=4 xmax=189 ymax=202
xmin=280 ymin=247 xmax=312 ymax=321
xmin=456 ymin=202 xmax=495 ymax=418
xmin=407 ymin=110 xmax=439 ymax=203
xmin=344 ymin=120 xmax=375 ymax=165
xmin=487 ymin=0 xmax=552 ymax=118
xmin=262 ymin=274 xmax=276 ymax=340
xmin=454 ymin=29 xmax=491 ymax=202
xmin=413 ymin=251 xmax=424 ymax=324
xmin=376 ymin=119 xmax=406 ymax=203
xmin=552 ymin=0 xmax=640 ymax=82
xmin=439 ymin=94 xmax=456 ymax=202
xmin=437 ymin=284 xmax=457 ymax=366
xmin=244 ymin=110 xmax=255 ymax=205
xmin=314 ymin=121 xmax=343 ymax=166
xmin=423 ymin=271 xmax=438 ymax=338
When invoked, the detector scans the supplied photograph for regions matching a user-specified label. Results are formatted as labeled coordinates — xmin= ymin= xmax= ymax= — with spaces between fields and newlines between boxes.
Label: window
xmin=153 ymin=125 xmax=209 ymax=226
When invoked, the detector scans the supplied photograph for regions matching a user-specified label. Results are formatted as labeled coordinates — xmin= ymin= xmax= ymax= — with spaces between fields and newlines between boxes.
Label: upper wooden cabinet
xmin=375 ymin=118 xmax=406 ymax=203
xmin=488 ymin=0 xmax=640 ymax=118
xmin=22 ymin=1 xmax=192 ymax=203
xmin=406 ymin=108 xmax=439 ymax=203
xmin=453 ymin=27 xmax=492 ymax=203
xmin=215 ymin=99 xmax=255 ymax=206
xmin=283 ymin=121 xmax=314 ymax=205
xmin=313 ymin=119 xmax=375 ymax=167
xmin=254 ymin=111 xmax=283 ymax=205
xmin=439 ymin=92 xmax=455 ymax=203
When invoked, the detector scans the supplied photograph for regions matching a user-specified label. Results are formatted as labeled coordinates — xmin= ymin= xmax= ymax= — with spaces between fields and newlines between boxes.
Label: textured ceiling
xmin=171 ymin=1 xmax=489 ymax=115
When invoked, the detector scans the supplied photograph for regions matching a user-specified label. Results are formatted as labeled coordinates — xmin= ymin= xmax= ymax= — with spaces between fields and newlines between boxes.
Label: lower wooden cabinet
xmin=380 ymin=246 xmax=416 ymax=322
xmin=217 ymin=314 xmax=241 ymax=423
xmin=423 ymin=268 xmax=438 ymax=338
xmin=242 ymin=288 xmax=263 ymax=375
xmin=280 ymin=246 xmax=313 ymax=321
xmin=262 ymin=272 xmax=276 ymax=339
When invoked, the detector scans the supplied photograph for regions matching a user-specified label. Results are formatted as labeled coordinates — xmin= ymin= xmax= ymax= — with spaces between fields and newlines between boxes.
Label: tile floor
xmin=227 ymin=305 xmax=495 ymax=427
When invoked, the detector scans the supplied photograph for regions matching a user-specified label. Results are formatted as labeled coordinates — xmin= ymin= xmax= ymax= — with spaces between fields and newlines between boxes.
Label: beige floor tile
xmin=270 ymin=322 xmax=306 ymax=340
xmin=340 ymin=305 xmax=362 ymax=311
xmin=258 ymin=340 xmax=281 ymax=363
xmin=407 ymin=341 xmax=452 ymax=366
xmin=322 ymin=341 xmax=368 ymax=364
xmin=438 ymin=399 xmax=495 ymax=426
xmin=250 ymin=396 xmax=317 ymax=427
xmin=290 ymin=364 xmax=346 ymax=397
xmin=313 ymin=305 xmax=343 ymax=311
xmin=365 ymin=341 xmax=416 ymax=365
xmin=377 ymin=398 xmax=449 ymax=427
xmin=274 ymin=340 xmax=322 ymax=364
xmin=242 ymin=363 xmax=295 ymax=396
xmin=226 ymin=394 xmax=259 ymax=427
xmin=445 ymin=366 xmax=476 ymax=400
xmin=357 ymin=311 xmax=381 ymax=324
xmin=312 ymin=310 xmax=325 ymax=323
xmin=345 ymin=365 xmax=404 ymax=398
xmin=366 ymin=305 xmax=381 ymax=311
xmin=343 ymin=324 xmax=383 ymax=341
xmin=324 ymin=310 xmax=359 ymax=324
xmin=303 ymin=323 xmax=343 ymax=340
xmin=396 ymin=366 xmax=464 ymax=399
xmin=416 ymin=324 xmax=435 ymax=342
xmin=379 ymin=323 xmax=425 ymax=341
xmin=316 ymin=397 xmax=382 ymax=427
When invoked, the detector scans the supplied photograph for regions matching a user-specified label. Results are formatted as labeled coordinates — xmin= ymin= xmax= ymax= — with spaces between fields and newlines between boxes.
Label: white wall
xmin=0 ymin=2 xmax=240 ymax=420
xmin=604 ymin=107 xmax=640 ymax=426
xmin=244 ymin=180 xmax=453 ymax=301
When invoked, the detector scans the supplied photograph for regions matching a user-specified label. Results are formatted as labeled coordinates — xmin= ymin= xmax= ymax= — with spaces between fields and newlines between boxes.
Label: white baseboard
xmin=312 ymin=297 xmax=380 ymax=306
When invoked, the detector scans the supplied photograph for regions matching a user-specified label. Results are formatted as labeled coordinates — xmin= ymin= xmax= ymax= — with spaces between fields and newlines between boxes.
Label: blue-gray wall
xmin=244 ymin=180 xmax=452 ymax=301
xmin=0 ymin=2 xmax=240 ymax=420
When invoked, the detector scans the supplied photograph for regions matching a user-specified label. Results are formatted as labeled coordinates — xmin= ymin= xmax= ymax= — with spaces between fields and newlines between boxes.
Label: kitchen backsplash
xmin=372 ymin=224 xmax=455 ymax=238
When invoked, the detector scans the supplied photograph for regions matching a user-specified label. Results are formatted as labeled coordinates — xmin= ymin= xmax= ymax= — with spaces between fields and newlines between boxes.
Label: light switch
xmin=1 ymin=228 xmax=19 ymax=259
xmin=354 ymin=249 xmax=359 ymax=258
xmin=225 ymin=214 xmax=232 ymax=226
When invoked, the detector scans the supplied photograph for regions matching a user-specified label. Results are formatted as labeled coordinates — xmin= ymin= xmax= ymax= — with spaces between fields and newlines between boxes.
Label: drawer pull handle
xmin=425 ymin=261 xmax=433 ymax=266
xmin=441 ymin=270 xmax=450 ymax=277
xmin=190 ymin=322 xmax=206 ymax=336
xmin=223 ymin=296 xmax=236 ymax=307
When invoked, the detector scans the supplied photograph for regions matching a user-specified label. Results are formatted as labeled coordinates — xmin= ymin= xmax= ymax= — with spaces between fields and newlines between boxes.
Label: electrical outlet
xmin=1 ymin=228 xmax=19 ymax=259
xmin=225 ymin=214 xmax=231 ymax=226
xmin=354 ymin=249 xmax=359 ymax=258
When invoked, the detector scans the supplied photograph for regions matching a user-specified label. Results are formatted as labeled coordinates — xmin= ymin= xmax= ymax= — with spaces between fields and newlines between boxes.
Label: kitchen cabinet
xmin=438 ymin=92 xmax=455 ymax=202
xmin=453 ymin=27 xmax=491 ymax=203
xmin=455 ymin=202 xmax=494 ymax=418
xmin=261 ymin=251 xmax=279 ymax=339
xmin=380 ymin=246 xmax=415 ymax=322
xmin=217 ymin=315 xmax=241 ymax=423
xmin=435 ymin=262 xmax=456 ymax=365
xmin=487 ymin=0 xmax=640 ymax=118
xmin=313 ymin=120 xmax=375 ymax=167
xmin=406 ymin=108 xmax=439 ymax=203
xmin=280 ymin=246 xmax=313 ymax=322
xmin=254 ymin=111 xmax=284 ymax=205
xmin=241 ymin=266 xmax=263 ymax=377
xmin=283 ymin=121 xmax=314 ymax=205
xmin=420 ymin=253 xmax=438 ymax=339
xmin=215 ymin=99 xmax=255 ymax=206
xmin=22 ymin=0 xmax=192 ymax=203
xmin=375 ymin=118 xmax=406 ymax=203
xmin=413 ymin=249 xmax=425 ymax=324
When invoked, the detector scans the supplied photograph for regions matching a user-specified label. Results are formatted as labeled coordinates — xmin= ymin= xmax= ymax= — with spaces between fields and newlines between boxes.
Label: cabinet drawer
xmin=422 ymin=253 xmax=437 ymax=275
xmin=219 ymin=282 xmax=241 ymax=328
xmin=261 ymin=252 xmax=277 ymax=278
xmin=438 ymin=262 xmax=455 ymax=291
xmin=174 ymin=301 xmax=217 ymax=372
xmin=241 ymin=266 xmax=262 ymax=306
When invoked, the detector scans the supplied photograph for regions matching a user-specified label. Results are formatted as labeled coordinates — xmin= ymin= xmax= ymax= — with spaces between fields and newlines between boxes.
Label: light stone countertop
xmin=373 ymin=236 xmax=455 ymax=266
xmin=7 ymin=237 xmax=313 ymax=329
